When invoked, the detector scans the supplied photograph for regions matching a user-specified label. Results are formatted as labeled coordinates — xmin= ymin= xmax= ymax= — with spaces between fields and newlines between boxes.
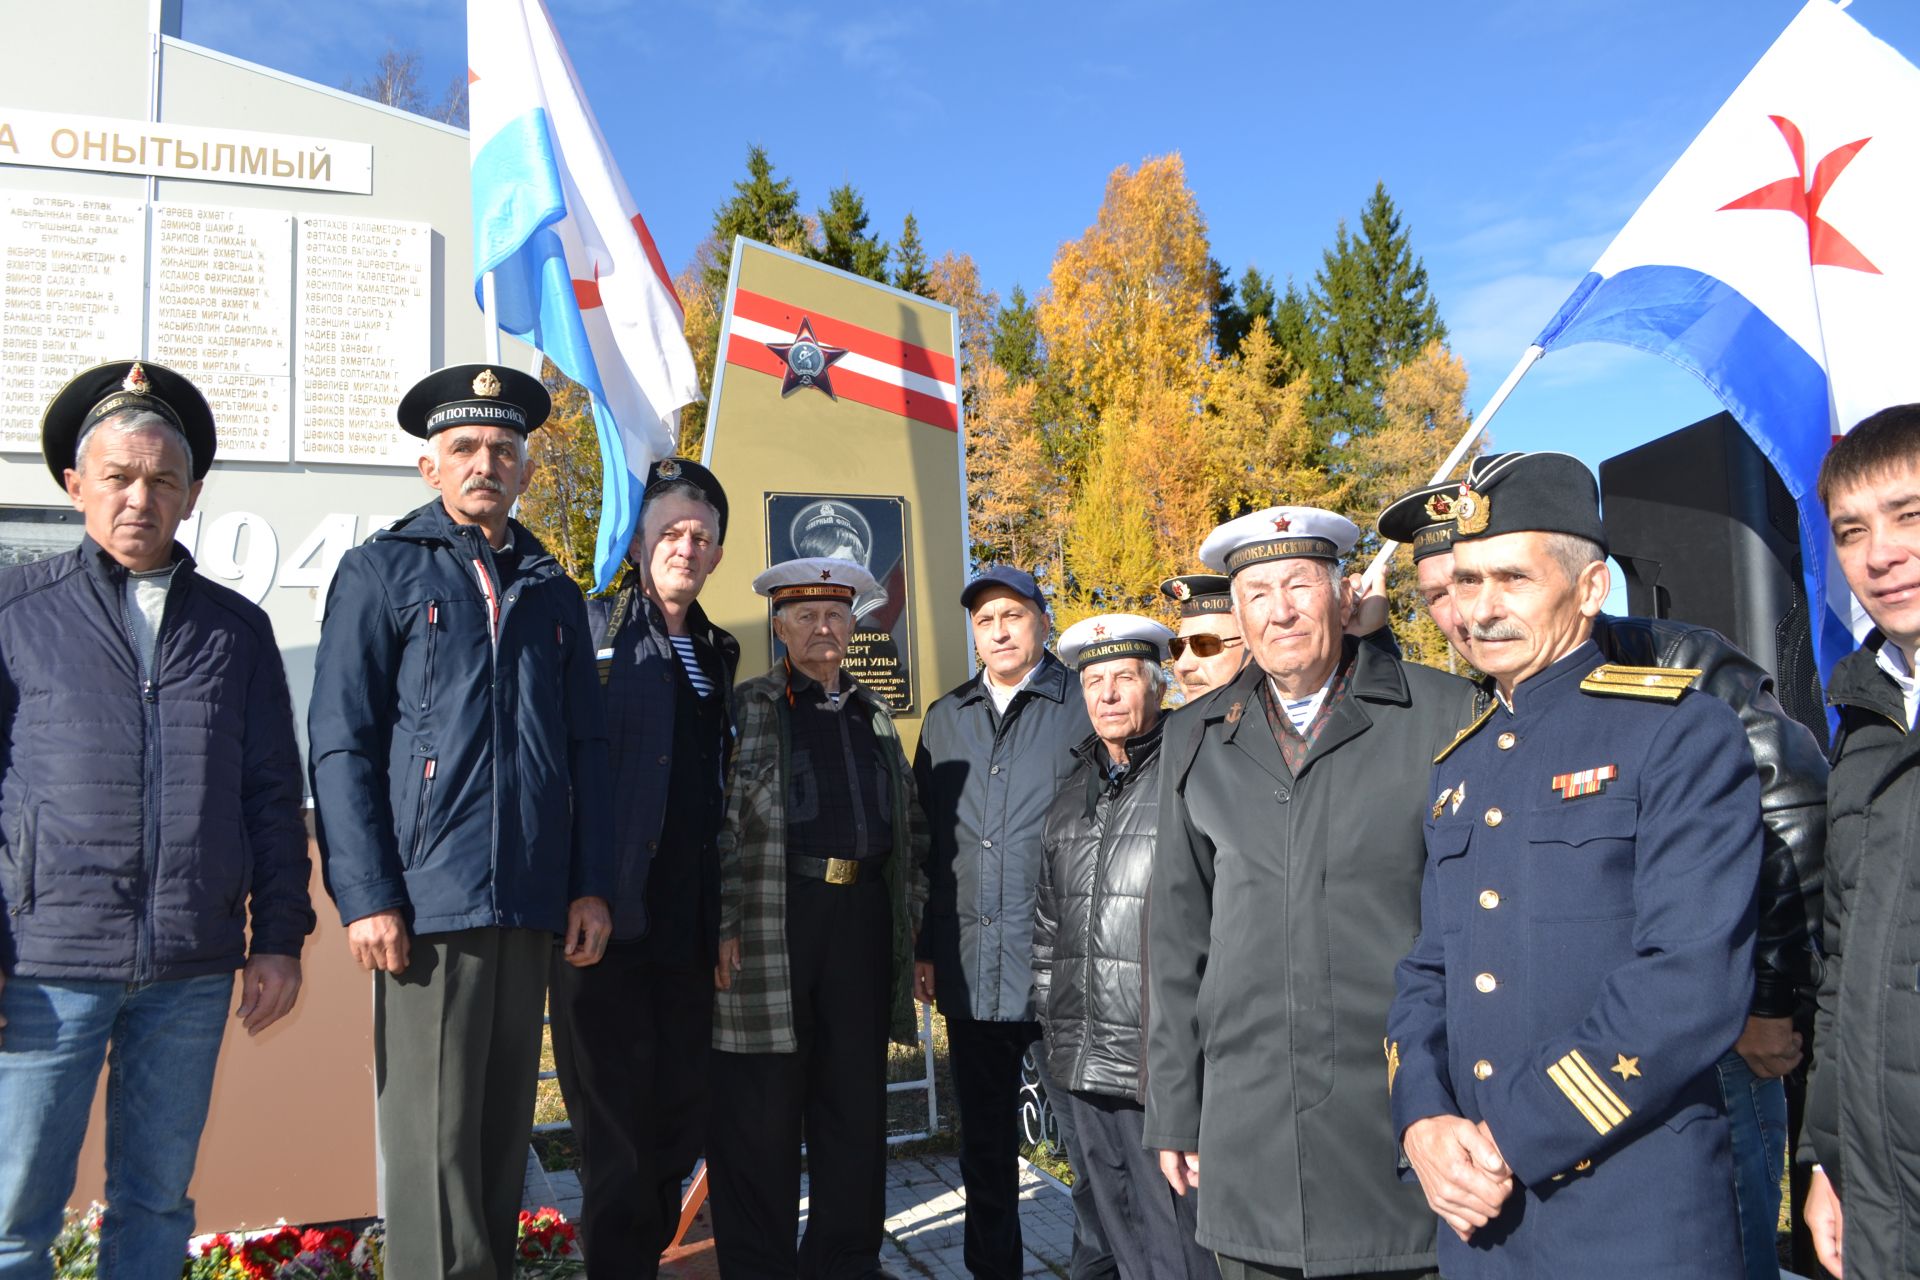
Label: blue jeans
xmin=1715 ymin=1048 xmax=1787 ymax=1280
xmin=0 ymin=973 xmax=232 ymax=1280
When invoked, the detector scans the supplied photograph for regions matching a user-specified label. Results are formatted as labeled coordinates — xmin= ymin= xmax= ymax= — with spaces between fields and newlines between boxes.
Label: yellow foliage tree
xmin=517 ymin=360 xmax=603 ymax=594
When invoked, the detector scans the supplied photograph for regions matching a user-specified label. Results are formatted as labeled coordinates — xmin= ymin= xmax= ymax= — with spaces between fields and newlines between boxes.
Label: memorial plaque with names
xmin=149 ymin=204 xmax=293 ymax=462
xmin=0 ymin=190 xmax=146 ymax=452
xmin=294 ymin=215 xmax=431 ymax=468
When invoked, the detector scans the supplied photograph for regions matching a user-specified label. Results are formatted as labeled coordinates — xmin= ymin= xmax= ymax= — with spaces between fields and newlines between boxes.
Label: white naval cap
xmin=1056 ymin=613 xmax=1176 ymax=671
xmin=750 ymin=556 xmax=880 ymax=606
xmin=1197 ymin=506 xmax=1360 ymax=576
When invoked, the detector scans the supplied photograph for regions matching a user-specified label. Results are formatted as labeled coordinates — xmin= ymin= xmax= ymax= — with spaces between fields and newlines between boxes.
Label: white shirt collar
xmin=984 ymin=658 xmax=1044 ymax=715
xmin=1876 ymin=639 xmax=1920 ymax=729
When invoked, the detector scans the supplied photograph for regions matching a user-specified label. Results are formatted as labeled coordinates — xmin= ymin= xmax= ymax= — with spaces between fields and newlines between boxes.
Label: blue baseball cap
xmin=960 ymin=565 xmax=1048 ymax=613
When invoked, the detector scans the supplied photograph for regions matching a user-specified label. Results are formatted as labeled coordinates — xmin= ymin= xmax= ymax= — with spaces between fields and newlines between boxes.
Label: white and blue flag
xmin=1535 ymin=0 xmax=1920 ymax=684
xmin=467 ymin=0 xmax=701 ymax=590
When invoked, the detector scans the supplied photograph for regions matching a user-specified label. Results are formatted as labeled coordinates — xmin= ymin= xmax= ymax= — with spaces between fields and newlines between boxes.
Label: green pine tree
xmin=890 ymin=212 xmax=932 ymax=296
xmin=816 ymin=182 xmax=889 ymax=281
xmin=992 ymin=284 xmax=1042 ymax=382
xmin=1271 ymin=278 xmax=1314 ymax=378
xmin=1301 ymin=182 xmax=1445 ymax=459
xmin=707 ymin=145 xmax=809 ymax=294
xmin=1215 ymin=263 xmax=1278 ymax=358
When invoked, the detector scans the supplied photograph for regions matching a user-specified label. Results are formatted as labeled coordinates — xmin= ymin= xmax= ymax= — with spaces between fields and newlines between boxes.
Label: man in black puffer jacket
xmin=0 ymin=360 xmax=312 ymax=1277
xmin=1035 ymin=614 xmax=1217 ymax=1280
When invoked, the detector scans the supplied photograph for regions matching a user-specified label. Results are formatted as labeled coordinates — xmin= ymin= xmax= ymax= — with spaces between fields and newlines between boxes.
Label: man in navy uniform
xmin=1388 ymin=452 xmax=1762 ymax=1278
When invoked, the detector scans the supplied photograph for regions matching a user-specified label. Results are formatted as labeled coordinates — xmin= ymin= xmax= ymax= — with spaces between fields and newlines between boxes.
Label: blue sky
xmin=183 ymin=0 xmax=1920 ymax=492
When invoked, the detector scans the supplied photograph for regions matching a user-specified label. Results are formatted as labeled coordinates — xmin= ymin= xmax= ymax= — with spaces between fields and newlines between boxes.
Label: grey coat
xmin=1144 ymin=639 xmax=1480 ymax=1272
xmin=914 ymin=651 xmax=1091 ymax=1022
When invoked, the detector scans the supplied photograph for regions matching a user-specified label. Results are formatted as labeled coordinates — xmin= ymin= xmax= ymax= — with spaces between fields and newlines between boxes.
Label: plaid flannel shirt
xmin=713 ymin=666 xmax=930 ymax=1053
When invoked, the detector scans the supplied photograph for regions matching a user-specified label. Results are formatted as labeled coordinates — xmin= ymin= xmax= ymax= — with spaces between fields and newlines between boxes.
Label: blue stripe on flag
xmin=1536 ymin=266 xmax=1851 ymax=699
xmin=472 ymin=108 xmax=639 ymax=592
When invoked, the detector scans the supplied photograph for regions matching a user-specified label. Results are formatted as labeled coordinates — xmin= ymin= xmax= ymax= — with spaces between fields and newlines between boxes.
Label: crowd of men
xmin=2 ymin=355 xmax=1919 ymax=1280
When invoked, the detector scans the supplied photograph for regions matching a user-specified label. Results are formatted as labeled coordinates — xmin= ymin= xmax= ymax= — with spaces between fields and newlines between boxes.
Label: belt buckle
xmin=825 ymin=857 xmax=858 ymax=886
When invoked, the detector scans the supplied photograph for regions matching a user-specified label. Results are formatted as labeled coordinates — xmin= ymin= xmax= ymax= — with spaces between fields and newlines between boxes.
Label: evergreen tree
xmin=992 ymin=285 xmax=1042 ymax=383
xmin=707 ymin=145 xmax=808 ymax=294
xmin=1301 ymin=182 xmax=1445 ymax=458
xmin=890 ymin=212 xmax=932 ymax=296
xmin=1214 ymin=263 xmax=1277 ymax=358
xmin=1271 ymin=278 xmax=1314 ymax=377
xmin=816 ymin=182 xmax=889 ymax=281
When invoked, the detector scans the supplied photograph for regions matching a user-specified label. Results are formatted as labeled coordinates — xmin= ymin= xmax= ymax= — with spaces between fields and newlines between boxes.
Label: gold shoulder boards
xmin=1434 ymin=699 xmax=1497 ymax=764
xmin=1578 ymin=663 xmax=1703 ymax=702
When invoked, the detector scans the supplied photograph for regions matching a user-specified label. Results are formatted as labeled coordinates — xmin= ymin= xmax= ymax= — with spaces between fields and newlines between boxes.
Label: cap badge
xmin=819 ymin=568 xmax=834 ymax=581
xmin=1092 ymin=622 xmax=1108 ymax=638
xmin=472 ymin=369 xmax=503 ymax=398
xmin=122 ymin=362 xmax=152 ymax=396
xmin=655 ymin=458 xmax=681 ymax=480
xmin=1170 ymin=580 xmax=1192 ymax=601
xmin=1271 ymin=514 xmax=1293 ymax=532
xmin=1423 ymin=492 xmax=1454 ymax=522
xmin=1454 ymin=486 xmax=1490 ymax=536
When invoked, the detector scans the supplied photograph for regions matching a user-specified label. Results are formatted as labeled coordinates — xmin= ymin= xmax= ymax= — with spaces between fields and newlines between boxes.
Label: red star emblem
xmin=1719 ymin=115 xmax=1881 ymax=274
xmin=1271 ymin=514 xmax=1292 ymax=533
xmin=764 ymin=317 xmax=850 ymax=399
xmin=1092 ymin=622 xmax=1108 ymax=638
xmin=819 ymin=569 xmax=834 ymax=580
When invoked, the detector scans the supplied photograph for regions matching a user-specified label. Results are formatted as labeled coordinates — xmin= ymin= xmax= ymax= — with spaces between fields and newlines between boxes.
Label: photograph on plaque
xmin=764 ymin=492 xmax=915 ymax=713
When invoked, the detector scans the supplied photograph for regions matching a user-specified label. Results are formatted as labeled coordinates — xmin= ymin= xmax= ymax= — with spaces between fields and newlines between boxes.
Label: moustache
xmin=462 ymin=476 xmax=504 ymax=495
xmin=1469 ymin=621 xmax=1528 ymax=642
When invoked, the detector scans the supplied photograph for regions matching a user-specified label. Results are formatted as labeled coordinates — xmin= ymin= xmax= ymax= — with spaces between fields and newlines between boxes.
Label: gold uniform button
xmin=1479 ymin=889 xmax=1501 ymax=910
xmin=1475 ymin=972 xmax=1498 ymax=993
xmin=1497 ymin=732 xmax=1516 ymax=750
xmin=1473 ymin=1059 xmax=1494 ymax=1081
xmin=1575 ymin=1159 xmax=1593 ymax=1171
xmin=1484 ymin=807 xmax=1504 ymax=827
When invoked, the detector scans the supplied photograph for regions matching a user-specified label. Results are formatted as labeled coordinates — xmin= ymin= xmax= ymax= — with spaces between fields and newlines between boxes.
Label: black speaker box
xmin=1599 ymin=412 xmax=1827 ymax=745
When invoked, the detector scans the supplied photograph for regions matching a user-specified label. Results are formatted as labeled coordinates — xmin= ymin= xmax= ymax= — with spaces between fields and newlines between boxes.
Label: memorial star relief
xmin=1719 ymin=114 xmax=1881 ymax=274
xmin=764 ymin=317 xmax=849 ymax=399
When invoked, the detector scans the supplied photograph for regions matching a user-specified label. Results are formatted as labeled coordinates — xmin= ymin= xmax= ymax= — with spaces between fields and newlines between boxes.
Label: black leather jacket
xmin=1591 ymin=613 xmax=1826 ymax=1016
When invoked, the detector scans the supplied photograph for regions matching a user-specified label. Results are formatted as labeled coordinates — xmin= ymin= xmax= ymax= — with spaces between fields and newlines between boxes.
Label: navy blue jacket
xmin=0 ymin=538 xmax=312 ymax=982
xmin=309 ymin=501 xmax=613 ymax=936
xmin=1388 ymin=640 xmax=1759 ymax=1278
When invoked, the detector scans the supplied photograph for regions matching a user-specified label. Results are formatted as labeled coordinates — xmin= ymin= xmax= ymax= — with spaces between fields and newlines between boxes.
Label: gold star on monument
xmin=1611 ymin=1054 xmax=1641 ymax=1081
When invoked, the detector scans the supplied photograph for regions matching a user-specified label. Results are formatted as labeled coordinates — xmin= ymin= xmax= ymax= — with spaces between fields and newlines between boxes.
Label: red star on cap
xmin=1271 ymin=514 xmax=1292 ymax=532
xmin=1092 ymin=622 xmax=1108 ymax=637
xmin=1719 ymin=115 xmax=1881 ymax=274
xmin=819 ymin=569 xmax=833 ymax=580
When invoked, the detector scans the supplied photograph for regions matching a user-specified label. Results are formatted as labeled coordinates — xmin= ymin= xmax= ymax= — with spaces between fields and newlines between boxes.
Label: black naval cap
xmin=397 ymin=363 xmax=551 ymax=440
xmin=643 ymin=456 xmax=729 ymax=543
xmin=41 ymin=359 xmax=216 ymax=487
xmin=1378 ymin=478 xmax=1465 ymax=562
xmin=1450 ymin=451 xmax=1608 ymax=552
xmin=1159 ymin=573 xmax=1232 ymax=617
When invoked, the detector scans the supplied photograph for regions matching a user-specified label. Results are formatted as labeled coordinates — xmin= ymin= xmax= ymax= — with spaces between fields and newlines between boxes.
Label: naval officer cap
xmin=1449 ymin=451 xmax=1608 ymax=552
xmin=41 ymin=359 xmax=216 ymax=487
xmin=1056 ymin=614 xmax=1175 ymax=671
xmin=1377 ymin=478 xmax=1471 ymax=563
xmin=751 ymin=556 xmax=879 ymax=608
xmin=1159 ymin=573 xmax=1233 ymax=617
xmin=397 ymin=363 xmax=551 ymax=440
xmin=1198 ymin=506 xmax=1360 ymax=576
xmin=644 ymin=456 xmax=730 ymax=543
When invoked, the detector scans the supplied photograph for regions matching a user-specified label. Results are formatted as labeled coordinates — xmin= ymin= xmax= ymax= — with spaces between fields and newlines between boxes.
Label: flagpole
xmin=481 ymin=270 xmax=503 ymax=363
xmin=1359 ymin=343 xmax=1545 ymax=589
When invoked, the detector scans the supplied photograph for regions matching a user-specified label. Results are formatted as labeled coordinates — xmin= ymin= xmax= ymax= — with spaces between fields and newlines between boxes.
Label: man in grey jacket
xmin=914 ymin=565 xmax=1112 ymax=1279
xmin=1146 ymin=507 xmax=1479 ymax=1279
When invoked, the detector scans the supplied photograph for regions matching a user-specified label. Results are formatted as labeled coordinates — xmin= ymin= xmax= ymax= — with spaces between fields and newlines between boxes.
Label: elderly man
xmin=1035 ymin=615 xmax=1215 ymax=1280
xmin=706 ymin=556 xmax=929 ymax=1279
xmin=1802 ymin=404 xmax=1920 ymax=1278
xmin=309 ymin=364 xmax=613 ymax=1280
xmin=1146 ymin=507 xmax=1479 ymax=1280
xmin=0 ymin=360 xmax=312 ymax=1275
xmin=913 ymin=565 xmax=1114 ymax=1278
xmin=551 ymin=457 xmax=736 ymax=1278
xmin=1380 ymin=463 xmax=1824 ymax=1280
xmin=1389 ymin=452 xmax=1761 ymax=1278
xmin=1160 ymin=575 xmax=1247 ymax=700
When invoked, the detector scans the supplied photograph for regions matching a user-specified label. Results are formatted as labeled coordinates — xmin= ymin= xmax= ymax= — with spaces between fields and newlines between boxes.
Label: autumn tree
xmin=816 ymin=183 xmax=889 ymax=281
xmin=891 ymin=213 xmax=932 ymax=296
xmin=518 ymin=361 xmax=603 ymax=594
xmin=343 ymin=47 xmax=465 ymax=125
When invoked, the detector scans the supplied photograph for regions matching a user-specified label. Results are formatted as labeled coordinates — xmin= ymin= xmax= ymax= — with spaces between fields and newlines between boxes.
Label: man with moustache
xmin=1146 ymin=507 xmax=1479 ymax=1279
xmin=1388 ymin=452 xmax=1761 ymax=1278
xmin=1160 ymin=575 xmax=1247 ymax=701
xmin=551 ymin=457 xmax=737 ymax=1277
xmin=309 ymin=364 xmax=614 ymax=1280
xmin=1380 ymin=462 xmax=1824 ymax=1280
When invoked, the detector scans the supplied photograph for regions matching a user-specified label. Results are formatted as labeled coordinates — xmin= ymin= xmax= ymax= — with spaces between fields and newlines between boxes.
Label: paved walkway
xmin=523 ymin=1148 xmax=1074 ymax=1277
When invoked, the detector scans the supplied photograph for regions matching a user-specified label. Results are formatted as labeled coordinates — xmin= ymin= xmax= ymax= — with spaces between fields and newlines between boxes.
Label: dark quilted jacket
xmin=0 ymin=538 xmax=313 ymax=982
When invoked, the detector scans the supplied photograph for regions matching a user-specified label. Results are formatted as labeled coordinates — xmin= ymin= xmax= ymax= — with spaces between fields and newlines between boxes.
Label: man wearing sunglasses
xmin=1161 ymin=575 xmax=1247 ymax=699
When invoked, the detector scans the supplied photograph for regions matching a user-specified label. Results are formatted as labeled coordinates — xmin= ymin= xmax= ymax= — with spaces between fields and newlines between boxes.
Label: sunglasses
xmin=1168 ymin=634 xmax=1244 ymax=659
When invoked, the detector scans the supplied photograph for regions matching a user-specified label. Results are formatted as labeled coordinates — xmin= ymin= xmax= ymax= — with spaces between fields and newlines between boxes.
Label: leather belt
xmin=789 ymin=855 xmax=874 ymax=885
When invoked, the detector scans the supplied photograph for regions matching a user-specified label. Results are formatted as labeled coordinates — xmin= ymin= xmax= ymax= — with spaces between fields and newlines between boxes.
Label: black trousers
xmin=1214 ymin=1259 xmax=1435 ymax=1280
xmin=1066 ymin=1090 xmax=1217 ymax=1280
xmin=707 ymin=876 xmax=893 ymax=1279
xmin=548 ymin=939 xmax=712 ymax=1279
